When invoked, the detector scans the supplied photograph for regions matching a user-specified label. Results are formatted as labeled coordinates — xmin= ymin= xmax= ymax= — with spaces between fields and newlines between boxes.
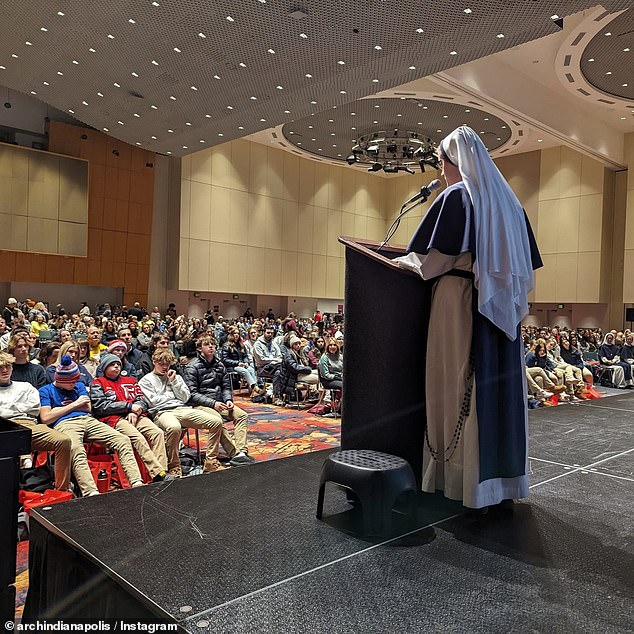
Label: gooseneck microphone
xmin=379 ymin=179 xmax=443 ymax=251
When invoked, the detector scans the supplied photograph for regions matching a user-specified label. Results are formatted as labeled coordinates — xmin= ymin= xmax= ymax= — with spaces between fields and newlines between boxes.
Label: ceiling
xmin=0 ymin=0 xmax=631 ymax=161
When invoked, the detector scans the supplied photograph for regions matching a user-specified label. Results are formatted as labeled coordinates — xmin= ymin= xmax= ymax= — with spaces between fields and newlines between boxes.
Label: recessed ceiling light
xmin=82 ymin=100 xmax=88 ymax=105
xmin=289 ymin=131 xmax=294 ymax=135
xmin=416 ymin=28 xmax=424 ymax=33
xmin=409 ymin=65 xmax=416 ymax=70
xmin=605 ymin=32 xmax=612 ymax=36
xmin=30 ymin=91 xmax=37 ymax=95
xmin=173 ymin=47 xmax=181 ymax=52
xmin=151 ymin=60 xmax=159 ymax=65
xmin=537 ymin=139 xmax=543 ymax=142
xmin=373 ymin=120 xmax=378 ymax=124
xmin=182 ymin=145 xmax=188 ymax=149
xmin=151 ymin=135 xmax=157 ymax=139
xmin=57 ymin=11 xmax=64 ymax=16
xmin=131 ymin=71 xmax=139 ymax=77
xmin=340 ymin=90 xmax=346 ymax=94
xmin=103 ymin=127 xmax=109 ymax=131
xmin=57 ymin=71 xmax=63 ymax=75
xmin=214 ymin=74 xmax=220 ymax=80
xmin=417 ymin=122 xmax=422 ymax=125
xmin=168 ymin=129 xmax=174 ymax=133
xmin=218 ymin=133 xmax=223 ymax=137
xmin=238 ymin=126 xmax=244 ymax=130
xmin=43 ymin=81 xmax=49 ymax=85
xmin=133 ymin=113 xmax=140 ymax=117
xmin=68 ymin=109 xmax=74 ymax=113
xmin=0 ymin=65 xmax=5 ymax=70
xmin=11 ymin=54 xmax=18 ymax=58
xmin=311 ymin=100 xmax=317 ymax=104
xmin=250 ymin=96 xmax=257 ymax=100
xmin=300 ymin=33 xmax=308 ymax=38
xmin=129 ymin=18 xmax=136 ymax=24
xmin=397 ymin=114 xmax=402 ymax=117
xmin=298 ymin=142 xmax=302 ymax=145
xmin=350 ymin=112 xmax=356 ymax=116
xmin=465 ymin=109 xmax=471 ymax=112
xmin=464 ymin=8 xmax=472 ymax=13
xmin=588 ymin=58 xmax=595 ymax=62
xmin=501 ymin=125 xmax=507 ymax=129
xmin=330 ymin=132 xmax=335 ymax=136
xmin=372 ymin=78 xmax=379 ymax=83
xmin=623 ymin=83 xmax=629 ymax=87
xmin=450 ymin=51 xmax=457 ymax=55
xmin=107 ymin=34 xmax=115 ymax=39
xmin=118 ymin=120 xmax=124 ymax=125
xmin=276 ymin=85 xmax=283 ymax=90
xmin=606 ymin=71 xmax=612 ymax=75
xmin=89 ymin=47 xmax=96 ymax=52
xmin=311 ymin=138 xmax=316 ymax=141
xmin=284 ymin=110 xmax=291 ymax=113
xmin=198 ymin=32 xmax=206 ymax=38
xmin=191 ymin=85 xmax=198 ymax=91
xmin=113 ymin=82 xmax=120 ymax=87
xmin=550 ymin=14 xmax=559 ymax=19
xmin=136 ymin=142 xmax=141 ymax=146
xmin=624 ymin=48 xmax=630 ymax=52
xmin=205 ymin=114 xmax=212 ymax=118
xmin=443 ymin=115 xmax=448 ymax=118
xmin=268 ymin=48 xmax=275 ymax=54
xmin=437 ymin=129 xmax=442 ymax=133
xmin=374 ymin=45 xmax=382 ymax=50
xmin=239 ymin=62 xmax=247 ymax=68
xmin=227 ymin=105 xmax=234 ymax=110
xmin=332 ymin=144 xmax=337 ymax=147
xmin=622 ymin=117 xmax=627 ymax=120
xmin=226 ymin=15 xmax=234 ymax=21
xmin=260 ymin=118 xmax=266 ymax=122
xmin=152 ymin=2 xmax=160 ymax=6
xmin=170 ymin=95 xmax=176 ymax=100
xmin=337 ymin=60 xmax=345 ymax=65
xmin=185 ymin=122 xmax=192 ymax=126
xmin=25 ymin=41 xmax=32 ymax=46
xmin=308 ymin=125 xmax=313 ymax=128
xmin=72 ymin=59 xmax=79 ymax=64
xmin=41 ymin=27 xmax=48 ymax=31
xmin=305 ymin=73 xmax=312 ymax=78
xmin=166 ymin=151 xmax=171 ymax=155
xmin=200 ymin=139 xmax=206 ymax=143
xmin=496 ymin=33 xmax=504 ymax=38
xmin=318 ymin=148 xmax=322 ymax=151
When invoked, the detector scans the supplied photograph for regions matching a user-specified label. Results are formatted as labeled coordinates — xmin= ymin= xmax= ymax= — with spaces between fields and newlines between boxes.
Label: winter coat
xmin=183 ymin=353 xmax=232 ymax=408
xmin=90 ymin=375 xmax=148 ymax=426
xmin=279 ymin=345 xmax=312 ymax=394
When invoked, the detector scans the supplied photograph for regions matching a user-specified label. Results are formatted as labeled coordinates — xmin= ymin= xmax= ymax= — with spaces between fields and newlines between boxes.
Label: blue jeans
xmin=233 ymin=364 xmax=258 ymax=387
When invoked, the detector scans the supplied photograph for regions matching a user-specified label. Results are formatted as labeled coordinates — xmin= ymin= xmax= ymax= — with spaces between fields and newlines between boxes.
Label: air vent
xmin=571 ymin=33 xmax=586 ymax=46
xmin=565 ymin=73 xmax=575 ymax=83
xmin=598 ymin=98 xmax=615 ymax=104
xmin=563 ymin=55 xmax=572 ymax=67
xmin=577 ymin=88 xmax=591 ymax=96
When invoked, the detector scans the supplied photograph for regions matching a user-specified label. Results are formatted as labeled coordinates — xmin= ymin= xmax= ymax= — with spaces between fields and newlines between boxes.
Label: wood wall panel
xmin=0 ymin=121 xmax=156 ymax=305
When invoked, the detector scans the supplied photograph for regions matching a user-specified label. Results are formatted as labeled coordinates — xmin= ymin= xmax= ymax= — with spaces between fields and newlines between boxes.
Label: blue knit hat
xmin=54 ymin=355 xmax=81 ymax=383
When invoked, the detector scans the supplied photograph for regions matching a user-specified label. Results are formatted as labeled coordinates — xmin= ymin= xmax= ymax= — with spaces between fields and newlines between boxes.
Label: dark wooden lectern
xmin=338 ymin=237 xmax=433 ymax=487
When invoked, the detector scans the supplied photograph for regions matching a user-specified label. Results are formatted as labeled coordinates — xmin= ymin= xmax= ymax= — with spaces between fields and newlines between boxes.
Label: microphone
xmin=406 ymin=179 xmax=442 ymax=205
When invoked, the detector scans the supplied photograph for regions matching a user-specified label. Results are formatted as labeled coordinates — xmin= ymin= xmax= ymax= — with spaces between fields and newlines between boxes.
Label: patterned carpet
xmin=13 ymin=398 xmax=341 ymax=619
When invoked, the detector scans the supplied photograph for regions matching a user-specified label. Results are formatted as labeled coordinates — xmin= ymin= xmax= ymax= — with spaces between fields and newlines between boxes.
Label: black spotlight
xmin=112 ymin=149 xmax=120 ymax=157
xmin=145 ymin=162 xmax=154 ymax=168
xmin=4 ymin=102 xmax=11 ymax=109
xmin=552 ymin=16 xmax=564 ymax=30
xmin=346 ymin=154 xmax=358 ymax=165
xmin=402 ymin=145 xmax=414 ymax=159
xmin=386 ymin=143 xmax=397 ymax=154
xmin=80 ymin=134 xmax=88 ymax=140
xmin=383 ymin=164 xmax=398 ymax=173
xmin=419 ymin=159 xmax=426 ymax=173
xmin=367 ymin=162 xmax=382 ymax=172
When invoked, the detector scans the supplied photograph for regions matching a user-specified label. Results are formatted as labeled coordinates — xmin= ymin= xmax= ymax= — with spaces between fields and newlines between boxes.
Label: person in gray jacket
xmin=252 ymin=325 xmax=283 ymax=399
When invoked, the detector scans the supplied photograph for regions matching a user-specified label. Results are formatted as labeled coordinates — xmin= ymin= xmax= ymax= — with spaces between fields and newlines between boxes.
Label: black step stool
xmin=316 ymin=449 xmax=417 ymax=536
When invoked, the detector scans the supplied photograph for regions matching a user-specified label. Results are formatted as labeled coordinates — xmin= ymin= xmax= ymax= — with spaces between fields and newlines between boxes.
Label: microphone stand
xmin=377 ymin=191 xmax=432 ymax=254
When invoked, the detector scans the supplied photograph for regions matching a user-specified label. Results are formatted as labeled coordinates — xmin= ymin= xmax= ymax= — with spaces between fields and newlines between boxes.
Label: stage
xmin=24 ymin=394 xmax=634 ymax=632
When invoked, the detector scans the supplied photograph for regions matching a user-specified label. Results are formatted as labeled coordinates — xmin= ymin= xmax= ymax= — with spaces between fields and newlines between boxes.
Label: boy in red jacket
xmin=90 ymin=353 xmax=172 ymax=482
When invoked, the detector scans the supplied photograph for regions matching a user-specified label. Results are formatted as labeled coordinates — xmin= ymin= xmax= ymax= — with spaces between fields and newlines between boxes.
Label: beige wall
xmin=622 ymin=133 xmax=634 ymax=303
xmin=533 ymin=146 xmax=606 ymax=304
xmin=0 ymin=142 xmax=88 ymax=256
xmin=180 ymin=139 xmax=391 ymax=299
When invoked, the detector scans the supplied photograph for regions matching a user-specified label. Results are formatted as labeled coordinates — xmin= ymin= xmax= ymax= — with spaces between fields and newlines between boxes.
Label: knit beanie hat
xmin=98 ymin=353 xmax=121 ymax=375
xmin=54 ymin=355 xmax=81 ymax=383
xmin=107 ymin=339 xmax=127 ymax=354
xmin=289 ymin=334 xmax=301 ymax=346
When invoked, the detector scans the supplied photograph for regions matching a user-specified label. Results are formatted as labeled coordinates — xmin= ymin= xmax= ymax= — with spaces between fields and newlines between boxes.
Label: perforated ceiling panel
xmin=580 ymin=9 xmax=633 ymax=100
xmin=281 ymin=98 xmax=511 ymax=163
xmin=0 ymin=0 xmax=631 ymax=156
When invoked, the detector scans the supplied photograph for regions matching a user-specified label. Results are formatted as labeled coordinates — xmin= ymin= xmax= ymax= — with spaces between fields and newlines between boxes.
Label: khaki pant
xmin=56 ymin=415 xmax=143 ymax=496
xmin=114 ymin=417 xmax=167 ymax=478
xmin=154 ymin=407 xmax=223 ymax=472
xmin=14 ymin=419 xmax=72 ymax=492
xmin=526 ymin=367 xmax=557 ymax=393
xmin=195 ymin=405 xmax=248 ymax=455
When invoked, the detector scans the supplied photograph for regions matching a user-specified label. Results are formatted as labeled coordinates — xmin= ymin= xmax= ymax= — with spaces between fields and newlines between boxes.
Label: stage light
xmin=368 ymin=162 xmax=382 ymax=172
xmin=346 ymin=154 xmax=358 ymax=165
xmin=402 ymin=145 xmax=414 ymax=159
xmin=383 ymin=164 xmax=398 ymax=173
xmin=386 ymin=143 xmax=397 ymax=154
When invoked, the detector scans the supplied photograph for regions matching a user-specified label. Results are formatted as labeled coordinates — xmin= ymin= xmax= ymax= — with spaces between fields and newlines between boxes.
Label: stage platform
xmin=24 ymin=394 xmax=634 ymax=632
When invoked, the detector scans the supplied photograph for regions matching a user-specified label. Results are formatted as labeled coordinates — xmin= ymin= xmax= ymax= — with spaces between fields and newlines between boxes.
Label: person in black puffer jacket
xmin=183 ymin=335 xmax=254 ymax=467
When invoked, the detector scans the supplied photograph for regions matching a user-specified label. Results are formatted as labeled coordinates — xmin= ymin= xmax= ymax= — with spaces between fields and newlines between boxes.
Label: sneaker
xmin=539 ymin=390 xmax=554 ymax=400
xmin=273 ymin=397 xmax=285 ymax=407
xmin=168 ymin=467 xmax=183 ymax=478
xmin=229 ymin=453 xmax=253 ymax=467
xmin=203 ymin=457 xmax=228 ymax=473
xmin=153 ymin=471 xmax=178 ymax=482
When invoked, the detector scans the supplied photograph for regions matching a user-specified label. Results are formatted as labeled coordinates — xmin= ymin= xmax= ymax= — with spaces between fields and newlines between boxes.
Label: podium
xmin=338 ymin=237 xmax=432 ymax=487
xmin=0 ymin=418 xmax=31 ymax=622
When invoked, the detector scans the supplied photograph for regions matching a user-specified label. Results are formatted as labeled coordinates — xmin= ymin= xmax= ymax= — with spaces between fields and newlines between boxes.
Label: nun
xmin=598 ymin=332 xmax=631 ymax=388
xmin=396 ymin=125 xmax=542 ymax=510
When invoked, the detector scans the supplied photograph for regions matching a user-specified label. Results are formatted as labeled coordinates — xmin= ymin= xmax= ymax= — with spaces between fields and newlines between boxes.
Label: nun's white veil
xmin=439 ymin=126 xmax=534 ymax=341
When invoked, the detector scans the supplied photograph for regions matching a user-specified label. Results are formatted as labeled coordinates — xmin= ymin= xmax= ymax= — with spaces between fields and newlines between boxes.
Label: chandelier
xmin=346 ymin=129 xmax=440 ymax=174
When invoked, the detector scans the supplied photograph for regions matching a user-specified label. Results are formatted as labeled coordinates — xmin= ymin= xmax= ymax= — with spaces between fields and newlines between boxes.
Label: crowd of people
xmin=0 ymin=297 xmax=345 ymax=498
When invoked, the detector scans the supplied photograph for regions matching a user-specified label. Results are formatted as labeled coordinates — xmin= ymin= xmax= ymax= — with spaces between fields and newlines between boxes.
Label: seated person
xmin=86 ymin=325 xmax=107 ymax=360
xmin=252 ymin=325 xmax=283 ymax=398
xmin=319 ymin=338 xmax=343 ymax=391
xmin=8 ymin=332 xmax=47 ymax=388
xmin=307 ymin=336 xmax=326 ymax=369
xmin=546 ymin=338 xmax=583 ymax=398
xmin=101 ymin=339 xmax=139 ymax=378
xmin=90 ymin=354 xmax=171 ymax=482
xmin=46 ymin=340 xmax=93 ymax=385
xmin=118 ymin=326 xmax=143 ymax=368
xmin=525 ymin=341 xmax=562 ymax=389
xmin=139 ymin=348 xmax=226 ymax=475
xmin=183 ymin=335 xmax=253 ymax=467
xmin=598 ymin=332 xmax=632 ymax=388
xmin=39 ymin=355 xmax=144 ymax=496
xmin=30 ymin=313 xmax=49 ymax=338
xmin=280 ymin=333 xmax=319 ymax=405
xmin=0 ymin=351 xmax=72 ymax=492
xmin=136 ymin=333 xmax=175 ymax=377
xmin=38 ymin=341 xmax=61 ymax=369
xmin=221 ymin=326 xmax=262 ymax=398
xmin=560 ymin=336 xmax=593 ymax=386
